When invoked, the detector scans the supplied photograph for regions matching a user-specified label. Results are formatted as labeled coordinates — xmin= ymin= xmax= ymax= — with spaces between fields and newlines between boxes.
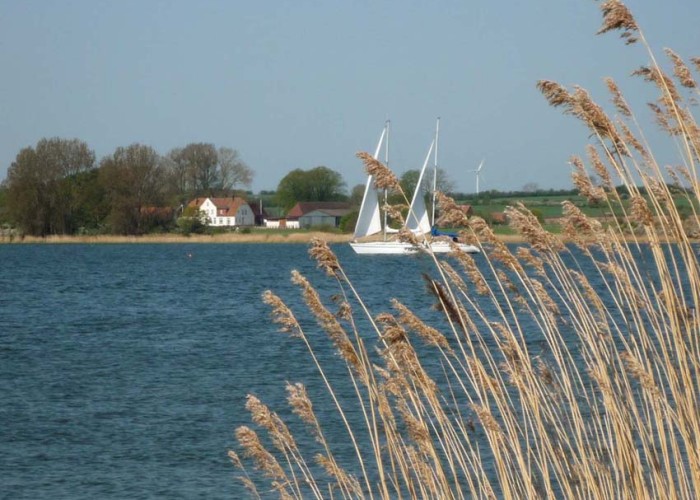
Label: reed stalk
xmin=231 ymin=2 xmax=700 ymax=497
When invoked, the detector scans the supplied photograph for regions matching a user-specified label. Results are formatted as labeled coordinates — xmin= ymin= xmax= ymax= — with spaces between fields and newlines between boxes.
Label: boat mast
xmin=432 ymin=117 xmax=439 ymax=227
xmin=383 ymin=119 xmax=390 ymax=241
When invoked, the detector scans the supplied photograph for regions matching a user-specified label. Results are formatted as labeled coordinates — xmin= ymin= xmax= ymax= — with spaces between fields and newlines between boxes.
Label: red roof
xmin=188 ymin=197 xmax=248 ymax=216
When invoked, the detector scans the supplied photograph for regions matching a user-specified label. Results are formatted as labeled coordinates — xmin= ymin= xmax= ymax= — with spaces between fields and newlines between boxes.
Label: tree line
xmin=1 ymin=136 xmax=595 ymax=236
xmin=0 ymin=138 xmax=253 ymax=236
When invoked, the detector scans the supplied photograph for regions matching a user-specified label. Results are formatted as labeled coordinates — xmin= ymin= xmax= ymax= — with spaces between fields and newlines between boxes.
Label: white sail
xmin=353 ymin=126 xmax=386 ymax=239
xmin=405 ymin=140 xmax=434 ymax=235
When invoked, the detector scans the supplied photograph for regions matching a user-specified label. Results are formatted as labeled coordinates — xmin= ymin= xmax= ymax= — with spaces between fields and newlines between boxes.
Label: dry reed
xmin=231 ymin=2 xmax=700 ymax=498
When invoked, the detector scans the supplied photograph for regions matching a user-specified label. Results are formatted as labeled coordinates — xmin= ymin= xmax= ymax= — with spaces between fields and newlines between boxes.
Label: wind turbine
xmin=469 ymin=159 xmax=485 ymax=196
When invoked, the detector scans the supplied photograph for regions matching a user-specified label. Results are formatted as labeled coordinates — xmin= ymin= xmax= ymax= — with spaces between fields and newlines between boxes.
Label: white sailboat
xmin=349 ymin=120 xmax=479 ymax=255
xmin=350 ymin=121 xmax=416 ymax=254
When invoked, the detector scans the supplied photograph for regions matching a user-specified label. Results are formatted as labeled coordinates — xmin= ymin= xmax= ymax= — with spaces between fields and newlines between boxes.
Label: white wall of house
xmin=200 ymin=199 xmax=220 ymax=225
xmin=235 ymin=205 xmax=254 ymax=226
xmin=264 ymin=219 xmax=299 ymax=229
xmin=198 ymin=198 xmax=254 ymax=227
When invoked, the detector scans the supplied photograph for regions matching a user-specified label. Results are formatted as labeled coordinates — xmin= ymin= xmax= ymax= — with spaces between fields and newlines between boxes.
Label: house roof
xmin=188 ymin=197 xmax=249 ymax=216
xmin=301 ymin=208 xmax=352 ymax=217
xmin=459 ymin=204 xmax=473 ymax=214
xmin=287 ymin=202 xmax=351 ymax=219
xmin=247 ymin=199 xmax=268 ymax=218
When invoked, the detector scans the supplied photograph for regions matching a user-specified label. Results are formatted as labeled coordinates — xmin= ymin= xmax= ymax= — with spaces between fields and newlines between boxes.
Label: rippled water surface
xmin=0 ymin=243 xmax=448 ymax=499
xmin=2 ymin=242 xmax=686 ymax=498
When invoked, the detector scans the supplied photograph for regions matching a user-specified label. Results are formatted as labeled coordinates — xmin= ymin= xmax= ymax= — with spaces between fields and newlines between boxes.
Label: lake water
xmin=0 ymin=243 xmax=458 ymax=499
xmin=2 ymin=242 xmax=691 ymax=498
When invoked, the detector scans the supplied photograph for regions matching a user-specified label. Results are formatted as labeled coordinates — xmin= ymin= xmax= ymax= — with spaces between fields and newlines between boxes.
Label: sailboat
xmin=350 ymin=120 xmax=480 ymax=255
xmin=349 ymin=121 xmax=416 ymax=254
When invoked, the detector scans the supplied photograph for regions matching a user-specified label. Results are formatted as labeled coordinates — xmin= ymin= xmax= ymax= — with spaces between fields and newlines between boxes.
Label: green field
xmin=458 ymin=193 xmax=699 ymax=222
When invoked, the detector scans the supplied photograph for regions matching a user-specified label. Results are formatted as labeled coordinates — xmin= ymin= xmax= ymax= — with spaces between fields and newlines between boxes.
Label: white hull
xmin=350 ymin=241 xmax=419 ymax=254
xmin=429 ymin=241 xmax=480 ymax=254
xmin=350 ymin=240 xmax=479 ymax=255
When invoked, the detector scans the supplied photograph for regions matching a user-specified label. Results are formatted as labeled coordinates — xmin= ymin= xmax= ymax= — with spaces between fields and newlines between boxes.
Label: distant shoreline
xmin=1 ymin=232 xmax=678 ymax=246
xmin=0 ymin=232 xmax=529 ymax=245
xmin=0 ymin=232 xmax=354 ymax=245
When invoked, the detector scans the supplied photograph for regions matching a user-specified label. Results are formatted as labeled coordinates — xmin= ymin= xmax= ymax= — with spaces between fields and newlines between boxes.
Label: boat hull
xmin=349 ymin=241 xmax=420 ymax=255
xmin=350 ymin=240 xmax=479 ymax=255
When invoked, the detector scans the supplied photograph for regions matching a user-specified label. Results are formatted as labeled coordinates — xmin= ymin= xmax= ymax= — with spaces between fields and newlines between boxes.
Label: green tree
xmin=69 ymin=169 xmax=109 ymax=233
xmin=399 ymin=167 xmax=455 ymax=200
xmin=5 ymin=138 xmax=95 ymax=235
xmin=276 ymin=166 xmax=346 ymax=210
xmin=99 ymin=144 xmax=165 ymax=234
xmin=0 ymin=181 xmax=9 ymax=226
xmin=349 ymin=183 xmax=365 ymax=208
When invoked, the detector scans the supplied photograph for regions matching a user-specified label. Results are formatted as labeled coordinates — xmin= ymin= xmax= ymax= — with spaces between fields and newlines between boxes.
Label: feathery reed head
xmin=570 ymin=155 xmax=607 ymax=204
xmin=392 ymin=298 xmax=450 ymax=350
xmin=536 ymin=80 xmax=573 ymax=108
xmin=290 ymin=270 xmax=362 ymax=374
xmin=309 ymin=238 xmax=341 ymax=277
xmin=262 ymin=290 xmax=301 ymax=337
xmin=435 ymin=191 xmax=470 ymax=227
xmin=605 ymin=77 xmax=632 ymax=117
xmin=505 ymin=203 xmax=564 ymax=253
xmin=691 ymin=57 xmax=700 ymax=73
xmin=665 ymin=48 xmax=697 ymax=89
xmin=355 ymin=151 xmax=401 ymax=191
xmin=632 ymin=65 xmax=681 ymax=105
xmin=235 ymin=426 xmax=288 ymax=481
xmin=597 ymin=0 xmax=638 ymax=43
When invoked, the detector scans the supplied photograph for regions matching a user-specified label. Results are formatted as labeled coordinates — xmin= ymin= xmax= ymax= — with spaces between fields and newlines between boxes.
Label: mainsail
xmin=353 ymin=126 xmax=387 ymax=239
xmin=405 ymin=140 xmax=434 ymax=235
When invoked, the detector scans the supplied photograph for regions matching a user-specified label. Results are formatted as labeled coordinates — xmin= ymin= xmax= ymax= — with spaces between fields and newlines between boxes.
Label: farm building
xmin=286 ymin=202 xmax=352 ymax=229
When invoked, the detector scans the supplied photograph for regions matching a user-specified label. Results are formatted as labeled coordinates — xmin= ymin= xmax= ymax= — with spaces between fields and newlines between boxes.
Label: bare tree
xmin=218 ymin=147 xmax=253 ymax=193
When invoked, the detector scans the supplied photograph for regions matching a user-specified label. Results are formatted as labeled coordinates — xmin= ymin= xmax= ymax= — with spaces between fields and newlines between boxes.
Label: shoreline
xmin=0 ymin=231 xmax=355 ymax=245
xmin=1 ymin=232 xmax=684 ymax=245
xmin=0 ymin=232 xmax=530 ymax=245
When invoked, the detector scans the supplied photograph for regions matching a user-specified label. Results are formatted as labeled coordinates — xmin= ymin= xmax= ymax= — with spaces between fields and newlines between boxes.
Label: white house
xmin=187 ymin=197 xmax=255 ymax=227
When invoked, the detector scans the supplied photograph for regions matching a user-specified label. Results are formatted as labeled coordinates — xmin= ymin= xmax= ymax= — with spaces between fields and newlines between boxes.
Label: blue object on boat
xmin=431 ymin=225 xmax=459 ymax=240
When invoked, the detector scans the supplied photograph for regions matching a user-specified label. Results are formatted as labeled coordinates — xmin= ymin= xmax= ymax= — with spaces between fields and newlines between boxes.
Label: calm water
xmin=0 ymin=243 xmax=450 ymax=499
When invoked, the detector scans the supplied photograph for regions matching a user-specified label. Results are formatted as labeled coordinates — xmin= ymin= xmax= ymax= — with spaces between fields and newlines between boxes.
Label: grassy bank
xmin=0 ymin=231 xmax=354 ymax=245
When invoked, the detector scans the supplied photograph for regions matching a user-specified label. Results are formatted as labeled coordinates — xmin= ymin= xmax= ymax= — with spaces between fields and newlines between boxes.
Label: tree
xmin=399 ymin=168 xmax=455 ymax=201
xmin=164 ymin=144 xmax=254 ymax=201
xmin=5 ymin=138 xmax=95 ymax=235
xmin=218 ymin=147 xmax=253 ymax=193
xmin=349 ymin=183 xmax=365 ymax=208
xmin=99 ymin=144 xmax=165 ymax=234
xmin=68 ymin=169 xmax=109 ymax=233
xmin=276 ymin=166 xmax=347 ymax=210
xmin=0 ymin=180 xmax=9 ymax=226
xmin=177 ymin=143 xmax=219 ymax=194
xmin=163 ymin=147 xmax=189 ymax=203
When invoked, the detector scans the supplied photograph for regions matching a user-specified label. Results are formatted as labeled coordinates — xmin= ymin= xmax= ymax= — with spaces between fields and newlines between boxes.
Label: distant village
xmin=187 ymin=196 xmax=355 ymax=230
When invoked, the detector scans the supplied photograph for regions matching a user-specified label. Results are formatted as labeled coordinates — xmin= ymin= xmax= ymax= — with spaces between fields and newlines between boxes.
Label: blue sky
xmin=1 ymin=1 xmax=698 ymax=194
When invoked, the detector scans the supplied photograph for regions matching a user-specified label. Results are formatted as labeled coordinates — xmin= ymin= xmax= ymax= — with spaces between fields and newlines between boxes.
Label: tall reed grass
xmin=230 ymin=2 xmax=700 ymax=497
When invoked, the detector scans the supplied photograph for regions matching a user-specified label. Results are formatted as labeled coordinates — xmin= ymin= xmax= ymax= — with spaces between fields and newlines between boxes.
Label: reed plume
xmin=231 ymin=2 xmax=700 ymax=497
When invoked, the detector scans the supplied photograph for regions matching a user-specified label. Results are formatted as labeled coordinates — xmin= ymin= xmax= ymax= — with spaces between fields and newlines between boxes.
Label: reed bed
xmin=230 ymin=2 xmax=700 ymax=498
